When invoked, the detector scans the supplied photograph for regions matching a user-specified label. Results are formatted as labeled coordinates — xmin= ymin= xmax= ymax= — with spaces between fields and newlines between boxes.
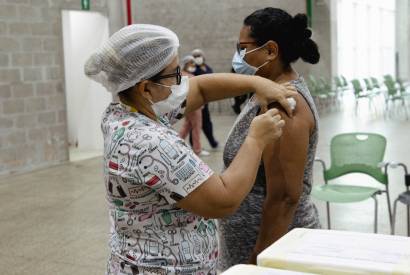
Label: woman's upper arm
xmin=263 ymin=94 xmax=313 ymax=203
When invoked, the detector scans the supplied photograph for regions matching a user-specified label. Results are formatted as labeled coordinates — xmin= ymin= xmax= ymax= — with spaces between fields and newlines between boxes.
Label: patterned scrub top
xmin=101 ymin=102 xmax=217 ymax=275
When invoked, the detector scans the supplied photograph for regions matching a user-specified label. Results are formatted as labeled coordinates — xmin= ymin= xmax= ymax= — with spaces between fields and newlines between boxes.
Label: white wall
xmin=396 ymin=0 xmax=409 ymax=81
xmin=62 ymin=10 xmax=111 ymax=153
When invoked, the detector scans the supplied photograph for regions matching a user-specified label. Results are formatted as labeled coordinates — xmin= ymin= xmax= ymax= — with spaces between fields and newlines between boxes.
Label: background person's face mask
xmin=232 ymin=43 xmax=270 ymax=75
xmin=151 ymin=76 xmax=189 ymax=117
xmin=186 ymin=66 xmax=196 ymax=73
xmin=194 ymin=56 xmax=204 ymax=65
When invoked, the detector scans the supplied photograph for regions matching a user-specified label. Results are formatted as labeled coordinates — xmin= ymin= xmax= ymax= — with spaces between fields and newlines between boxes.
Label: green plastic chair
xmin=364 ymin=78 xmax=383 ymax=98
xmin=334 ymin=76 xmax=343 ymax=89
xmin=319 ymin=77 xmax=338 ymax=101
xmin=351 ymin=79 xmax=376 ymax=114
xmin=312 ymin=133 xmax=393 ymax=233
xmin=384 ymin=77 xmax=409 ymax=119
xmin=364 ymin=78 xmax=373 ymax=91
xmin=390 ymin=163 xmax=410 ymax=236
xmin=341 ymin=75 xmax=348 ymax=87
xmin=370 ymin=77 xmax=381 ymax=89
xmin=397 ymin=79 xmax=410 ymax=98
xmin=384 ymin=74 xmax=395 ymax=84
xmin=384 ymin=75 xmax=410 ymax=98
xmin=334 ymin=76 xmax=349 ymax=92
xmin=308 ymin=75 xmax=328 ymax=108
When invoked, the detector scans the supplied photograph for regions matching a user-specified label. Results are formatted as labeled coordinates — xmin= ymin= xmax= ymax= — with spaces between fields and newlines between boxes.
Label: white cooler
xmin=257 ymin=228 xmax=410 ymax=275
xmin=221 ymin=264 xmax=317 ymax=274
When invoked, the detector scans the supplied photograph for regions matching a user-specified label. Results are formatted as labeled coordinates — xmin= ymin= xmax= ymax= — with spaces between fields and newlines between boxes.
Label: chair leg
xmin=407 ymin=205 xmax=410 ymax=236
xmin=326 ymin=202 xmax=331 ymax=229
xmin=385 ymin=189 xmax=393 ymax=230
xmin=355 ymin=99 xmax=358 ymax=116
xmin=391 ymin=199 xmax=399 ymax=235
xmin=372 ymin=195 xmax=378 ymax=233
xmin=403 ymin=99 xmax=409 ymax=120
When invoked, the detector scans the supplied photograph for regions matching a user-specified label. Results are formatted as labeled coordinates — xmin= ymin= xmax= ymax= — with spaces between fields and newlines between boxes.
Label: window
xmin=337 ymin=0 xmax=396 ymax=79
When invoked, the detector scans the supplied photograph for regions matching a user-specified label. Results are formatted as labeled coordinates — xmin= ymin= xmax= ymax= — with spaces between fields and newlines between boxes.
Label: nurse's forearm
xmin=186 ymin=73 xmax=294 ymax=116
xmin=188 ymin=73 xmax=256 ymax=110
xmin=196 ymin=73 xmax=257 ymax=103
xmin=185 ymin=73 xmax=259 ymax=114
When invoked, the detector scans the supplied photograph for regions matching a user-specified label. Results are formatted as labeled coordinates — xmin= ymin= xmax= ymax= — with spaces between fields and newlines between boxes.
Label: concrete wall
xmin=308 ymin=0 xmax=334 ymax=81
xmin=0 ymin=0 xmax=108 ymax=176
xmin=132 ymin=1 xmax=298 ymax=72
xmin=131 ymin=0 xmax=332 ymax=80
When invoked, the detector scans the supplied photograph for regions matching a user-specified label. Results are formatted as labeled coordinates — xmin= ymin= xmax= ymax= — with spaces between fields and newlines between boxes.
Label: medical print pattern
xmin=101 ymin=102 xmax=217 ymax=275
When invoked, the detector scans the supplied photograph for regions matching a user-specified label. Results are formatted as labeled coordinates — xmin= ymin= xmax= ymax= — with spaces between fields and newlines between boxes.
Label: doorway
xmin=61 ymin=10 xmax=111 ymax=162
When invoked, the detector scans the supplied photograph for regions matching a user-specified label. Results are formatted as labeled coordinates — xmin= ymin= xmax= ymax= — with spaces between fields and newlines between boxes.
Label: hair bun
xmin=303 ymin=29 xmax=312 ymax=40
xmin=292 ymin=13 xmax=308 ymax=31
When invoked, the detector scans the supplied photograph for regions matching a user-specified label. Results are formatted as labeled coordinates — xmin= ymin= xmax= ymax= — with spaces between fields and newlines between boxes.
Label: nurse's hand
xmin=253 ymin=77 xmax=298 ymax=117
xmin=248 ymin=108 xmax=285 ymax=151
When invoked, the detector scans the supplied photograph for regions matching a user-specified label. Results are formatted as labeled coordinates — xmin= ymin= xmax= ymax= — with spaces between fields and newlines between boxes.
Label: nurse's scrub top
xmin=101 ymin=101 xmax=217 ymax=275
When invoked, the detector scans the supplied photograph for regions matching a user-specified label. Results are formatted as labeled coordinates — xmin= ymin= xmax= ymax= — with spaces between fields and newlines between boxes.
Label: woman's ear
xmin=136 ymin=80 xmax=153 ymax=102
xmin=266 ymin=40 xmax=279 ymax=61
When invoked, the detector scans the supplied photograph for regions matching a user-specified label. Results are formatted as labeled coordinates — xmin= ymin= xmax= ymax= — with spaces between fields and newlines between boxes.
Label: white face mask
xmin=194 ymin=56 xmax=204 ymax=65
xmin=151 ymin=76 xmax=189 ymax=117
xmin=186 ymin=66 xmax=196 ymax=73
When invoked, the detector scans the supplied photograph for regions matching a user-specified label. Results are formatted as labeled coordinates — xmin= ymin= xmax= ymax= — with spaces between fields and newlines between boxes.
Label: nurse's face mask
xmin=232 ymin=41 xmax=270 ymax=75
xmin=150 ymin=66 xmax=189 ymax=117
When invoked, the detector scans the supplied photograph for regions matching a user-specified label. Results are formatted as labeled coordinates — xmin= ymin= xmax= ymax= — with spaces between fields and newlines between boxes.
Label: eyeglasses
xmin=151 ymin=66 xmax=182 ymax=85
xmin=236 ymin=41 xmax=258 ymax=54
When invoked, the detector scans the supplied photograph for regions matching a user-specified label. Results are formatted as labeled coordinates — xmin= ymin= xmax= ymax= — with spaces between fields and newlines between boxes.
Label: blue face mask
xmin=232 ymin=43 xmax=270 ymax=75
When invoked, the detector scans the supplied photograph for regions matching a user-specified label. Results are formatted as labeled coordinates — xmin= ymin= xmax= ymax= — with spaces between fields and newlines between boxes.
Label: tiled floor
xmin=0 ymin=94 xmax=409 ymax=274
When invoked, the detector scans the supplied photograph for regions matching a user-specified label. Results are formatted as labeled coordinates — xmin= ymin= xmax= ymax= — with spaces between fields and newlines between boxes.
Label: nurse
xmin=84 ymin=24 xmax=296 ymax=274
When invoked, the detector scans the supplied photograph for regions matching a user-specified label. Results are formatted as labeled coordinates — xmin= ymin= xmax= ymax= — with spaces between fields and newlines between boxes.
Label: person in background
xmin=191 ymin=49 xmax=219 ymax=149
xmin=219 ymin=7 xmax=322 ymax=270
xmin=178 ymin=55 xmax=210 ymax=156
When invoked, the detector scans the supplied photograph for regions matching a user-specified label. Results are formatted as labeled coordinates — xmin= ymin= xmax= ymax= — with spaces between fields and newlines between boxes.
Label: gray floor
xmin=0 ymin=95 xmax=409 ymax=274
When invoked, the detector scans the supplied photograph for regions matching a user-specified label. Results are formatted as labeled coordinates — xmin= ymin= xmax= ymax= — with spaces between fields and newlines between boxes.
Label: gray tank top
xmin=218 ymin=77 xmax=321 ymax=270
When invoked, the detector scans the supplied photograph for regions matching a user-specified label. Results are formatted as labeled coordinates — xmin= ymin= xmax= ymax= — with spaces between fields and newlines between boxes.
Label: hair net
xmin=84 ymin=24 xmax=180 ymax=95
xmin=192 ymin=48 xmax=204 ymax=57
xmin=181 ymin=55 xmax=195 ymax=68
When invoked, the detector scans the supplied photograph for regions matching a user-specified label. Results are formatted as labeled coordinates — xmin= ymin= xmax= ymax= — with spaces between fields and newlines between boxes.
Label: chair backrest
xmin=320 ymin=77 xmax=331 ymax=92
xmin=370 ymin=77 xmax=380 ymax=89
xmin=309 ymin=75 xmax=318 ymax=87
xmin=397 ymin=79 xmax=406 ymax=93
xmin=351 ymin=79 xmax=363 ymax=95
xmin=363 ymin=78 xmax=373 ymax=90
xmin=384 ymin=74 xmax=395 ymax=83
xmin=309 ymin=75 xmax=325 ymax=95
xmin=334 ymin=76 xmax=343 ymax=88
xmin=341 ymin=75 xmax=348 ymax=86
xmin=325 ymin=133 xmax=388 ymax=184
xmin=384 ymin=78 xmax=398 ymax=96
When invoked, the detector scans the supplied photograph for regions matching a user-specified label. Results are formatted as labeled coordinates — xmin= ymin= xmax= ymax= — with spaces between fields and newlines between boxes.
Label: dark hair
xmin=244 ymin=7 xmax=320 ymax=66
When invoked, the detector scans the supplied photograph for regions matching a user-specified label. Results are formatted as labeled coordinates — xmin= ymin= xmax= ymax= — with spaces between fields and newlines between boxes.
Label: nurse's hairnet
xmin=84 ymin=24 xmax=179 ymax=95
